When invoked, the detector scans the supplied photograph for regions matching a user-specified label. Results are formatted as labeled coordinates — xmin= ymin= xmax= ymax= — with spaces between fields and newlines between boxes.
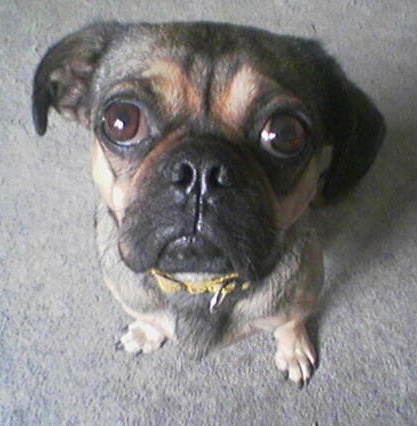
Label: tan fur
xmin=91 ymin=140 xmax=115 ymax=211
xmin=212 ymin=64 xmax=261 ymax=133
xmin=92 ymin=128 xmax=189 ymax=222
xmin=274 ymin=158 xmax=319 ymax=230
xmin=92 ymin=139 xmax=135 ymax=222
xmin=143 ymin=60 xmax=202 ymax=117
xmin=231 ymin=224 xmax=322 ymax=333
xmin=105 ymin=275 xmax=175 ymax=340
xmin=273 ymin=319 xmax=316 ymax=383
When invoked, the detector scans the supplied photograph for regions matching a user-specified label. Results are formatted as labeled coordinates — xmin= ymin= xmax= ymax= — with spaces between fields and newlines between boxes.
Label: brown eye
xmin=260 ymin=115 xmax=307 ymax=158
xmin=102 ymin=101 xmax=150 ymax=145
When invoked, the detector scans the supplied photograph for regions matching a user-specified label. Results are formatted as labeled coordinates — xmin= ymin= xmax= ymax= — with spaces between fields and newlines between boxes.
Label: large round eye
xmin=260 ymin=115 xmax=307 ymax=158
xmin=102 ymin=101 xmax=150 ymax=145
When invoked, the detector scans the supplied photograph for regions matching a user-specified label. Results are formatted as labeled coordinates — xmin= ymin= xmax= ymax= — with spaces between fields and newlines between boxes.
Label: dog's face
xmin=32 ymin=22 xmax=385 ymax=283
xmin=90 ymin=26 xmax=320 ymax=282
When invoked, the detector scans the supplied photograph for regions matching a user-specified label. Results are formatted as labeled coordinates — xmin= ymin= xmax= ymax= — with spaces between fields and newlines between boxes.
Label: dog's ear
xmin=317 ymin=57 xmax=386 ymax=201
xmin=32 ymin=22 xmax=125 ymax=135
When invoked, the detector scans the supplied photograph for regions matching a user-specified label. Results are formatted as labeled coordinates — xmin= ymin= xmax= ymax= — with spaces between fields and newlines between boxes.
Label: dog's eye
xmin=260 ymin=115 xmax=307 ymax=158
xmin=102 ymin=101 xmax=150 ymax=145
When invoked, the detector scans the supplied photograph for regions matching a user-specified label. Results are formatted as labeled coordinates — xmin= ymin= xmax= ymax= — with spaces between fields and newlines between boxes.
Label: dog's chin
xmin=155 ymin=235 xmax=234 ymax=274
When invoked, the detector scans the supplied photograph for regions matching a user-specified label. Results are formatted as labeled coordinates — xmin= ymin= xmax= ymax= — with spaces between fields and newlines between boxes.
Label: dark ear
xmin=32 ymin=22 xmax=125 ymax=135
xmin=320 ymin=73 xmax=386 ymax=201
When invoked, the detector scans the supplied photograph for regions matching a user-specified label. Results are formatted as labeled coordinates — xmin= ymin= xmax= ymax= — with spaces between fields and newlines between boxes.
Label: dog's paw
xmin=116 ymin=320 xmax=167 ymax=355
xmin=273 ymin=321 xmax=316 ymax=387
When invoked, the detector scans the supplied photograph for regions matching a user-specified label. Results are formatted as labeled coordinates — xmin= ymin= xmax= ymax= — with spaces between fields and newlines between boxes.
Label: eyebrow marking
xmin=212 ymin=64 xmax=261 ymax=132
xmin=142 ymin=60 xmax=202 ymax=117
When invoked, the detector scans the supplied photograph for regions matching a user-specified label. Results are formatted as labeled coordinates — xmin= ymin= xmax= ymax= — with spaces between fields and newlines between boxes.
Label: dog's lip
xmin=159 ymin=235 xmax=224 ymax=261
xmin=156 ymin=234 xmax=234 ymax=273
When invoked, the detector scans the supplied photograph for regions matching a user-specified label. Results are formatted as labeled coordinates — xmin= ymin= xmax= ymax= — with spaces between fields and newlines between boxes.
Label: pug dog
xmin=32 ymin=21 xmax=385 ymax=386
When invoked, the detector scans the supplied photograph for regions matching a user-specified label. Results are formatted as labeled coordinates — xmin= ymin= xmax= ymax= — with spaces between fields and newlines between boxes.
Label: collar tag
xmin=209 ymin=283 xmax=228 ymax=313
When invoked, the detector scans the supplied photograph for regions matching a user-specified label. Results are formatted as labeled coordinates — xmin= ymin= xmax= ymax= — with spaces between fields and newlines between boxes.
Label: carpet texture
xmin=1 ymin=1 xmax=416 ymax=424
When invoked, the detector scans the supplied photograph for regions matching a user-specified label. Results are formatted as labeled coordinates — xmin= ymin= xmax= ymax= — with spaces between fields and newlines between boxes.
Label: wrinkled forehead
xmin=92 ymin=24 xmax=288 ymax=132
xmin=95 ymin=23 xmax=256 ymax=83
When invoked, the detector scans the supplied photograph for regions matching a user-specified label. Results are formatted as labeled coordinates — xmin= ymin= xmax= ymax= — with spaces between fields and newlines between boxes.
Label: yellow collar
xmin=148 ymin=269 xmax=251 ymax=313
xmin=148 ymin=268 xmax=250 ymax=295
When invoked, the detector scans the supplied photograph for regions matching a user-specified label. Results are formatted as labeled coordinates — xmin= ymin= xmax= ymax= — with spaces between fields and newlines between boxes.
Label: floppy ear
xmin=319 ymin=67 xmax=386 ymax=201
xmin=32 ymin=22 xmax=124 ymax=135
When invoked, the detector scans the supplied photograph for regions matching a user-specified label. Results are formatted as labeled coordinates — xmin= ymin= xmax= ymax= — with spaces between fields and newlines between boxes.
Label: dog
xmin=32 ymin=21 xmax=385 ymax=386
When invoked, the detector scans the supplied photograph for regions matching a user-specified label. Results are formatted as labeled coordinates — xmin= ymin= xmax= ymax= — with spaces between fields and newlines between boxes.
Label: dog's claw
xmin=115 ymin=340 xmax=123 ymax=351
xmin=120 ymin=324 xmax=129 ymax=334
xmin=296 ymin=376 xmax=310 ymax=390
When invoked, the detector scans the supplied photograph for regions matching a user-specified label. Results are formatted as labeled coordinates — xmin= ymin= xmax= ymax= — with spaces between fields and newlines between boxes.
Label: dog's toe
xmin=276 ymin=350 xmax=314 ymax=387
xmin=118 ymin=320 xmax=167 ymax=355
xmin=274 ymin=320 xmax=317 ymax=387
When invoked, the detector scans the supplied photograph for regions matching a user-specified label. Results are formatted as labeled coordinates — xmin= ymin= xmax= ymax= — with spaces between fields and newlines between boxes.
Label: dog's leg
xmin=117 ymin=312 xmax=175 ymax=355
xmin=253 ymin=232 xmax=322 ymax=386
xmin=273 ymin=318 xmax=316 ymax=385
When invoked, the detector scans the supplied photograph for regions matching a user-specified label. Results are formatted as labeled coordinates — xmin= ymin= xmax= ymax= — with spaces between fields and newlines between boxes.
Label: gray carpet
xmin=1 ymin=1 xmax=416 ymax=424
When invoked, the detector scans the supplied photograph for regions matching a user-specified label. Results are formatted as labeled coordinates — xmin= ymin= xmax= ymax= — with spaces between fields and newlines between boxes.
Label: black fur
xmin=32 ymin=21 xmax=385 ymax=200
xmin=32 ymin=22 xmax=125 ymax=135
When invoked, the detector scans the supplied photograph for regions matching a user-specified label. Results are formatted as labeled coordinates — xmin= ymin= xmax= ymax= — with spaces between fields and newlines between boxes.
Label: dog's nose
xmin=171 ymin=160 xmax=233 ymax=195
xmin=167 ymin=140 xmax=239 ymax=197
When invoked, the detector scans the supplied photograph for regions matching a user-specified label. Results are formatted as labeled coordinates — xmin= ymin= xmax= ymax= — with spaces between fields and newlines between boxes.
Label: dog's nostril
xmin=171 ymin=162 xmax=195 ymax=189
xmin=208 ymin=165 xmax=232 ymax=188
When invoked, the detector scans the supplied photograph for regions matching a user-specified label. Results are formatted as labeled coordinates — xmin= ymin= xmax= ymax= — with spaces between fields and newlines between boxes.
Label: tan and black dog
xmin=32 ymin=21 xmax=385 ymax=386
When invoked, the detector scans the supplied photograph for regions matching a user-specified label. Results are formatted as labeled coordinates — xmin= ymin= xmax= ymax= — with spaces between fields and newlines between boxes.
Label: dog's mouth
xmin=118 ymin=221 xmax=282 ymax=282
xmin=156 ymin=235 xmax=234 ymax=274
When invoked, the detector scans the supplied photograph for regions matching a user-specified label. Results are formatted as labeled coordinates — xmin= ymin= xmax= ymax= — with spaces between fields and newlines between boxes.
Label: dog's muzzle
xmin=119 ymin=136 xmax=280 ymax=280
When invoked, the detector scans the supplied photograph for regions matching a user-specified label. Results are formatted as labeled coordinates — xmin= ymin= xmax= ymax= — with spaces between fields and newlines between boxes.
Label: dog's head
xmin=32 ymin=22 xmax=385 ymax=283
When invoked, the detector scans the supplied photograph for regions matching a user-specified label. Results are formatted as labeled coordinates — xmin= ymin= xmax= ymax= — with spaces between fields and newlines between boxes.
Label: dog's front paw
xmin=117 ymin=320 xmax=167 ymax=354
xmin=273 ymin=320 xmax=316 ymax=387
